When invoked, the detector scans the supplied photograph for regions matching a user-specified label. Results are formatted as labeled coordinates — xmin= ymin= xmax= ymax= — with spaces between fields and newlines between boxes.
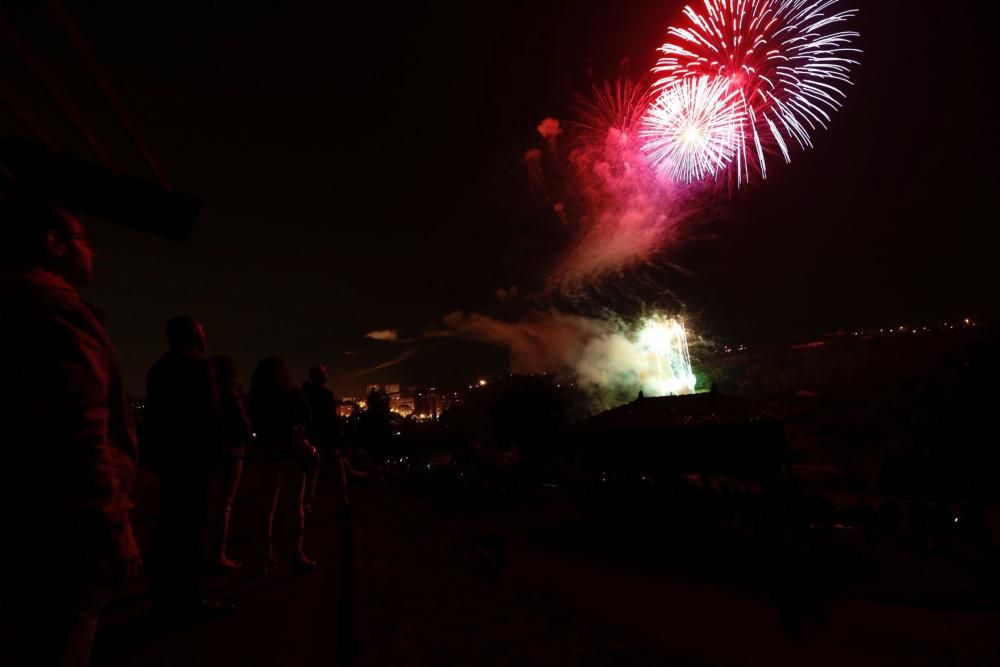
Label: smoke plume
xmin=365 ymin=329 xmax=400 ymax=341
xmin=441 ymin=309 xmax=695 ymax=411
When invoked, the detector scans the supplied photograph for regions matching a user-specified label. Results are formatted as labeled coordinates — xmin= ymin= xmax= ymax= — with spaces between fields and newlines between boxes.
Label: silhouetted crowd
xmin=0 ymin=198 xmax=360 ymax=666
xmin=2 ymin=198 xmax=994 ymax=666
xmin=143 ymin=321 xmax=340 ymax=613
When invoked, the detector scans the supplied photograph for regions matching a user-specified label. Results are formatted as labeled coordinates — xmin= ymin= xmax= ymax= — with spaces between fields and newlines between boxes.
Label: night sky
xmin=2 ymin=1 xmax=997 ymax=397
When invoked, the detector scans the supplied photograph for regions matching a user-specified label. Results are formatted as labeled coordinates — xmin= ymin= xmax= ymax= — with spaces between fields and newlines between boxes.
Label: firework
xmin=641 ymin=76 xmax=744 ymax=184
xmin=635 ymin=315 xmax=697 ymax=396
xmin=648 ymin=0 xmax=860 ymax=184
xmin=572 ymin=78 xmax=652 ymax=150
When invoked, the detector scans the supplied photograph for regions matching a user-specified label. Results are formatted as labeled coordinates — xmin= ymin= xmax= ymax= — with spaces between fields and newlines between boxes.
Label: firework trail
xmin=647 ymin=0 xmax=860 ymax=184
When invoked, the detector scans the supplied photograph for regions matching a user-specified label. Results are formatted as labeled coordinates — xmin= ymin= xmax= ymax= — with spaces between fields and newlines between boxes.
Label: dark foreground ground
xmin=92 ymin=477 xmax=1000 ymax=667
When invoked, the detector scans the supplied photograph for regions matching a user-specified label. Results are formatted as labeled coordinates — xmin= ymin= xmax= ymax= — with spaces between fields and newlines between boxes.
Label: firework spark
xmin=634 ymin=315 xmax=697 ymax=396
xmin=648 ymin=0 xmax=860 ymax=184
xmin=641 ymin=76 xmax=744 ymax=184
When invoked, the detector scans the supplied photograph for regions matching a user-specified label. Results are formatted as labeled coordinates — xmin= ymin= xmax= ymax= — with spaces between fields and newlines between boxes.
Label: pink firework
xmin=650 ymin=0 xmax=860 ymax=183
xmin=571 ymin=78 xmax=652 ymax=150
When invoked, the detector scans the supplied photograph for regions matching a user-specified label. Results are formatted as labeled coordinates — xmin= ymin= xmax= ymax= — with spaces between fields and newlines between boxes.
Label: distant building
xmin=412 ymin=387 xmax=438 ymax=420
xmin=390 ymin=393 xmax=415 ymax=418
xmin=437 ymin=391 xmax=463 ymax=414
xmin=337 ymin=397 xmax=360 ymax=419
xmin=356 ymin=383 xmax=465 ymax=420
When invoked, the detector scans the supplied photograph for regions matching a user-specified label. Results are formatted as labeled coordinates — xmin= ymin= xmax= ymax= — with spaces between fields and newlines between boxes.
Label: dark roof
xmin=575 ymin=393 xmax=783 ymax=433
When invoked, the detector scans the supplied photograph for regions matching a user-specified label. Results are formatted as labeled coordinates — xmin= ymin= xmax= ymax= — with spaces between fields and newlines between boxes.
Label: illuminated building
xmin=390 ymin=393 xmax=415 ymax=418
xmin=337 ymin=397 xmax=360 ymax=418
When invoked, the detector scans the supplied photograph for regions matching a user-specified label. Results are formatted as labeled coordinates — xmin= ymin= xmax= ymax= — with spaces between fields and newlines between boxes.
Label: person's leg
xmin=60 ymin=615 xmax=98 ymax=667
xmin=154 ymin=466 xmax=212 ymax=611
xmin=218 ymin=456 xmax=245 ymax=567
xmin=59 ymin=587 xmax=108 ymax=667
xmin=294 ymin=470 xmax=307 ymax=556
xmin=291 ymin=468 xmax=316 ymax=567
xmin=178 ymin=470 xmax=213 ymax=600
xmin=337 ymin=452 xmax=350 ymax=506
xmin=266 ymin=465 xmax=284 ymax=566
xmin=6 ymin=580 xmax=105 ymax=667
xmin=304 ymin=464 xmax=319 ymax=513
xmin=152 ymin=469 xmax=188 ymax=609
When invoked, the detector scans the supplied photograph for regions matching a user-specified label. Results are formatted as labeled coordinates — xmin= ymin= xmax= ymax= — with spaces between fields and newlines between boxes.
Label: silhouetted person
xmin=0 ymin=198 xmax=141 ymax=666
xmin=359 ymin=388 xmax=393 ymax=456
xmin=211 ymin=355 xmax=253 ymax=569
xmin=302 ymin=364 xmax=337 ymax=511
xmin=302 ymin=365 xmax=336 ymax=446
xmin=250 ymin=357 xmax=316 ymax=570
xmin=145 ymin=316 xmax=230 ymax=618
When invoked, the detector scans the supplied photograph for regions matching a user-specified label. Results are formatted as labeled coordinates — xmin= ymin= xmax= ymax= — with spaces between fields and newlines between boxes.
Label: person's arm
xmin=29 ymin=303 xmax=140 ymax=580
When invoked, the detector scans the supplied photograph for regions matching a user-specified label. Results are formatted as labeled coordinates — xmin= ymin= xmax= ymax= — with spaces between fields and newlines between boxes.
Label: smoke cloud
xmin=536 ymin=117 xmax=562 ymax=150
xmin=535 ymin=113 xmax=702 ymax=293
xmin=495 ymin=286 xmax=519 ymax=302
xmin=365 ymin=329 xmax=400 ymax=341
xmin=440 ymin=309 xmax=695 ymax=411
xmin=344 ymin=346 xmax=419 ymax=380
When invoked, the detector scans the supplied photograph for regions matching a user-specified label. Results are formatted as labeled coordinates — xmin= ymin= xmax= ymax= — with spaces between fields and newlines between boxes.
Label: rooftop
xmin=576 ymin=393 xmax=783 ymax=433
